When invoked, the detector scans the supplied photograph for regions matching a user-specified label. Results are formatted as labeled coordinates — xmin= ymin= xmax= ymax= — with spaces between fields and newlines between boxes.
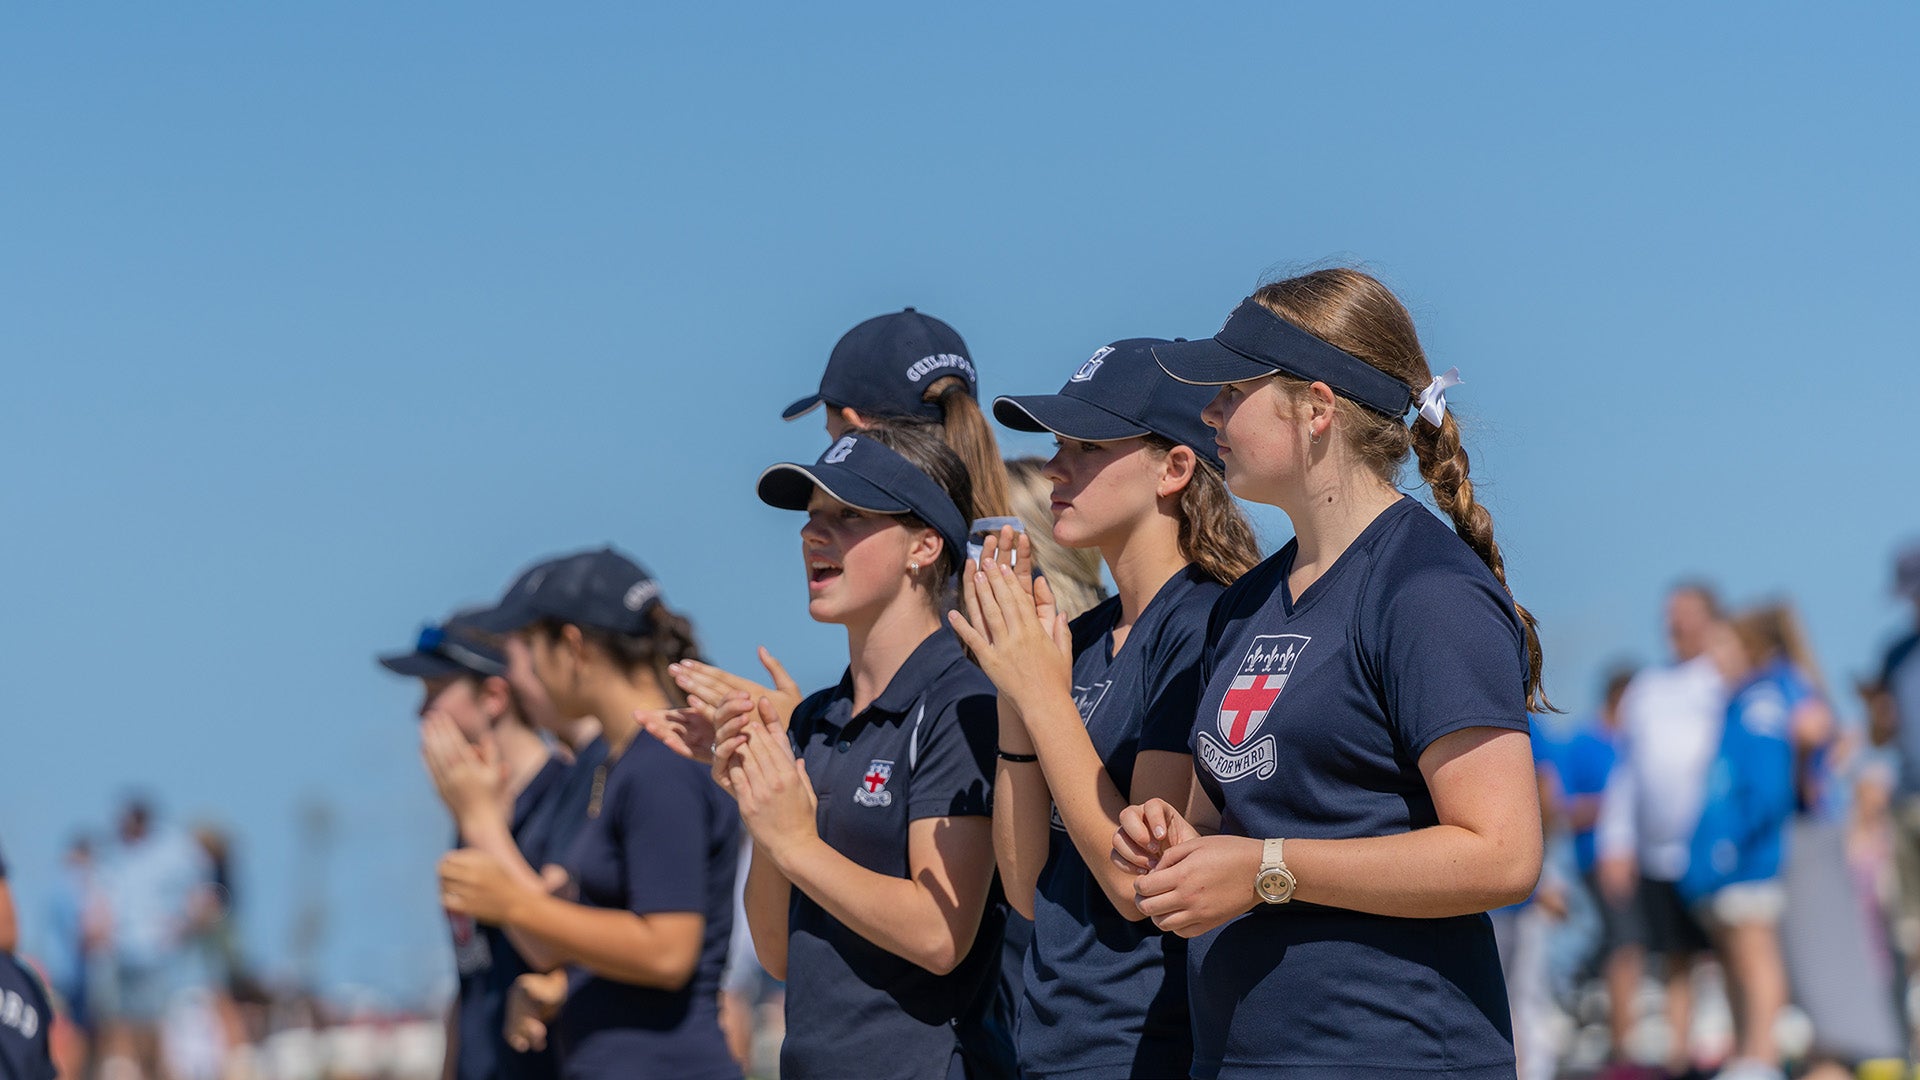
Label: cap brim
xmin=378 ymin=652 xmax=466 ymax=679
xmin=992 ymin=395 xmax=1152 ymax=441
xmin=756 ymin=463 xmax=914 ymax=516
xmin=781 ymin=394 xmax=824 ymax=421
xmin=1151 ymin=338 xmax=1278 ymax=386
xmin=458 ymin=597 xmax=541 ymax=636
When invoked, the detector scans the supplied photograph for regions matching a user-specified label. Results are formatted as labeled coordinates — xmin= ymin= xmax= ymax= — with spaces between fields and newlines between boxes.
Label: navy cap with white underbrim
xmin=757 ymin=433 xmax=970 ymax=562
xmin=994 ymin=338 xmax=1224 ymax=472
xmin=1152 ymin=298 xmax=1415 ymax=419
xmin=463 ymin=547 xmax=665 ymax=637
xmin=782 ymin=308 xmax=978 ymax=422
xmin=378 ymin=608 xmax=510 ymax=680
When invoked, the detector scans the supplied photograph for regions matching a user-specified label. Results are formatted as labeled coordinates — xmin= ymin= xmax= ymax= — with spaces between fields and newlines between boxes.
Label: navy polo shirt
xmin=556 ymin=733 xmax=741 ymax=1080
xmin=783 ymin=628 xmax=1005 ymax=1080
xmin=1186 ymin=497 xmax=1529 ymax=1080
xmin=1019 ymin=567 xmax=1218 ymax=1080
xmin=449 ymin=755 xmax=566 ymax=1080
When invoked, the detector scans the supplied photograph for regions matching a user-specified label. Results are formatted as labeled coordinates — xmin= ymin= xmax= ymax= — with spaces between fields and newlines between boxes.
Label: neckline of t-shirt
xmin=1279 ymin=495 xmax=1417 ymax=618
xmin=1098 ymin=563 xmax=1205 ymax=665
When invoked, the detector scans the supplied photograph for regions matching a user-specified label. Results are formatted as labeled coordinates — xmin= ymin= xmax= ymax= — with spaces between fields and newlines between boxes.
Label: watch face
xmin=1257 ymin=867 xmax=1295 ymax=904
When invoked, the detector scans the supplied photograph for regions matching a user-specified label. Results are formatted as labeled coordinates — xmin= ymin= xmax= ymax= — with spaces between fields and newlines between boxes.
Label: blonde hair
xmin=1004 ymin=457 xmax=1107 ymax=621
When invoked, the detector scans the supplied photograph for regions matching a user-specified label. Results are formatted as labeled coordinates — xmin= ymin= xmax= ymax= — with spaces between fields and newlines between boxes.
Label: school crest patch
xmin=854 ymin=759 xmax=895 ymax=807
xmin=1195 ymin=634 xmax=1309 ymax=782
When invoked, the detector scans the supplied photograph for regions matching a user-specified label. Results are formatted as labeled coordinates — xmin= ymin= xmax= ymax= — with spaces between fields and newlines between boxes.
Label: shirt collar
xmin=856 ymin=627 xmax=968 ymax=717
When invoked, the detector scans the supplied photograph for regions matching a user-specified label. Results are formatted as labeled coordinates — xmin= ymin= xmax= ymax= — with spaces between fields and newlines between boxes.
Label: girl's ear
xmin=478 ymin=675 xmax=515 ymax=723
xmin=1157 ymin=443 xmax=1198 ymax=500
xmin=840 ymin=405 xmax=872 ymax=431
xmin=906 ymin=527 xmax=945 ymax=576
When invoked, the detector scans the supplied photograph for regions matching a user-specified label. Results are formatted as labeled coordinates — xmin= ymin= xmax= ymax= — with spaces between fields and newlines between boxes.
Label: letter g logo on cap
xmin=824 ymin=436 xmax=858 ymax=464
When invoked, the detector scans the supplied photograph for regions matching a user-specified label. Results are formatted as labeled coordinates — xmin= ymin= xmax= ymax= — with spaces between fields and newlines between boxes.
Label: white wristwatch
xmin=1255 ymin=837 xmax=1296 ymax=904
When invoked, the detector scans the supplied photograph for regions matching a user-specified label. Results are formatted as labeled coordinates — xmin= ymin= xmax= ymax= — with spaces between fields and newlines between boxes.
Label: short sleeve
xmin=1138 ymin=607 xmax=1210 ymax=756
xmin=1370 ymin=565 xmax=1529 ymax=758
xmin=613 ymin=756 xmax=712 ymax=915
xmin=906 ymin=689 xmax=997 ymax=821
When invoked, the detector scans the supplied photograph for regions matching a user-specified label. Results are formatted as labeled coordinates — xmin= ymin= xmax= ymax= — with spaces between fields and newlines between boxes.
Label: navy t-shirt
xmin=556 ymin=733 xmax=741 ymax=1080
xmin=450 ymin=755 xmax=567 ymax=1080
xmin=526 ymin=738 xmax=611 ymax=877
xmin=783 ymin=628 xmax=1005 ymax=1080
xmin=1019 ymin=566 xmax=1218 ymax=1080
xmin=1187 ymin=497 xmax=1529 ymax=1080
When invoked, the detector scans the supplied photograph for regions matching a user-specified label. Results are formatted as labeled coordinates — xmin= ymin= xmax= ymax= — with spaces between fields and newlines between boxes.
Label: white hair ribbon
xmin=1415 ymin=367 xmax=1463 ymax=427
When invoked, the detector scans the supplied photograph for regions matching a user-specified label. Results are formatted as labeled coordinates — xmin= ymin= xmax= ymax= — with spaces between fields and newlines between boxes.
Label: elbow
xmin=1488 ymin=842 xmax=1544 ymax=911
xmin=910 ymin=923 xmax=975 ymax=977
xmin=648 ymin=943 xmax=700 ymax=991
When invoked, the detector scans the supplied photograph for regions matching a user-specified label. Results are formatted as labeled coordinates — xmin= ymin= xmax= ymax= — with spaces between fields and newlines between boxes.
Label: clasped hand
xmin=1112 ymin=798 xmax=1262 ymax=938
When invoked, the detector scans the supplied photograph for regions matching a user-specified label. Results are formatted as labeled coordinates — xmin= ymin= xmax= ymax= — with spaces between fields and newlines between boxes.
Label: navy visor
xmin=1152 ymin=298 xmax=1414 ymax=418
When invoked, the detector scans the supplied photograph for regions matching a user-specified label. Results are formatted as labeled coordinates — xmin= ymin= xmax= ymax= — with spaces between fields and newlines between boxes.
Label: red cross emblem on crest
xmin=1217 ymin=634 xmax=1310 ymax=746
xmin=863 ymin=760 xmax=893 ymax=794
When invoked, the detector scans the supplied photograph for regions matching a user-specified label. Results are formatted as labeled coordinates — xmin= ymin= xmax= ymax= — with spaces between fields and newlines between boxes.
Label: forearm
xmin=993 ymin=703 xmax=1052 ymax=920
xmin=503 ymin=890 xmax=699 ymax=989
xmin=772 ymin=837 xmax=983 ymax=976
xmin=1024 ymin=695 xmax=1161 ymax=916
xmin=1286 ymin=823 xmax=1542 ymax=919
xmin=459 ymin=818 xmax=563 ymax=970
xmin=742 ymin=846 xmax=791 ymax=980
xmin=441 ymin=1004 xmax=458 ymax=1080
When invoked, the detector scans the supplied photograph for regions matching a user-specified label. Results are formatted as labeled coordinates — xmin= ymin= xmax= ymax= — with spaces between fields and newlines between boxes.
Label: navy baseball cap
xmin=464 ymin=547 xmax=665 ymax=636
xmin=994 ymin=338 xmax=1225 ymax=471
xmin=1152 ymin=297 xmax=1414 ymax=418
xmin=782 ymin=308 xmax=978 ymax=422
xmin=379 ymin=608 xmax=510 ymax=680
xmin=757 ymin=433 xmax=969 ymax=561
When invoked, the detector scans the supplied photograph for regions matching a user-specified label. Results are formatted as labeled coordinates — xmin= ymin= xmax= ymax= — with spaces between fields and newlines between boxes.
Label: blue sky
xmin=2 ymin=4 xmax=1914 ymax=1004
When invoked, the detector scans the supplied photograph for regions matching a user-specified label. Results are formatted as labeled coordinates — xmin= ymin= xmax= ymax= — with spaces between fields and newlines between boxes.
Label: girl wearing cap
xmin=707 ymin=424 xmax=1008 ymax=1079
xmin=947 ymin=339 xmax=1260 ymax=1080
xmin=381 ymin=611 xmax=567 ymax=1080
xmin=775 ymin=308 xmax=1112 ymax=628
xmin=435 ymin=549 xmax=741 ymax=1080
xmin=1111 ymin=269 xmax=1546 ymax=1080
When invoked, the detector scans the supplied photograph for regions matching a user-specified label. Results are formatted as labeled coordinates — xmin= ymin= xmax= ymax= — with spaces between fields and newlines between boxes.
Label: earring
xmin=909 ymin=562 xmax=920 ymax=573
xmin=1309 ymin=426 xmax=1321 ymax=445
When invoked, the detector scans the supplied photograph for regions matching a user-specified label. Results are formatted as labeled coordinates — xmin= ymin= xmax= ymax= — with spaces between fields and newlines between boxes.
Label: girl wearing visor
xmin=705 ymin=425 xmax=1008 ymax=1079
xmin=948 ymin=338 xmax=1260 ymax=1080
xmin=1113 ymin=269 xmax=1547 ymax=1080
xmin=435 ymin=549 xmax=741 ymax=1080
xmin=380 ymin=609 xmax=567 ymax=1080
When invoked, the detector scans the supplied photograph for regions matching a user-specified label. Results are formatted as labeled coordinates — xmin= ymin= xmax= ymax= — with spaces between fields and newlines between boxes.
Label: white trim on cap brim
xmin=754 ymin=463 xmax=912 ymax=517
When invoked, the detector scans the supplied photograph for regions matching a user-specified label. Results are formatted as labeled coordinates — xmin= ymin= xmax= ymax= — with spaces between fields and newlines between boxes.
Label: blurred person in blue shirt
xmin=1679 ymin=607 xmax=1810 ymax=1080
xmin=94 ymin=797 xmax=217 ymax=1079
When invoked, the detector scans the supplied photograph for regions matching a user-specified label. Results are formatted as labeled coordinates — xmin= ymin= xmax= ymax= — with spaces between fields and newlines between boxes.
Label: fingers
xmin=759 ymin=647 xmax=800 ymax=696
xmin=1111 ymin=828 xmax=1158 ymax=874
xmin=1033 ymin=573 xmax=1060 ymax=625
xmin=669 ymin=662 xmax=739 ymax=711
xmin=959 ymin=559 xmax=987 ymax=638
xmin=977 ymin=531 xmax=1000 ymax=573
xmin=946 ymin=609 xmax=988 ymax=656
xmin=1117 ymin=804 xmax=1162 ymax=860
xmin=538 ymin=864 xmax=570 ymax=895
xmin=754 ymin=695 xmax=788 ymax=737
xmin=973 ymin=566 xmax=1008 ymax=640
xmin=1142 ymin=798 xmax=1182 ymax=843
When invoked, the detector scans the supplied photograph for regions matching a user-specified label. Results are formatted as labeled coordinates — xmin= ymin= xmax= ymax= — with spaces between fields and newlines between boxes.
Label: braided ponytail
xmin=1253 ymin=268 xmax=1551 ymax=712
xmin=1409 ymin=413 xmax=1550 ymax=712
